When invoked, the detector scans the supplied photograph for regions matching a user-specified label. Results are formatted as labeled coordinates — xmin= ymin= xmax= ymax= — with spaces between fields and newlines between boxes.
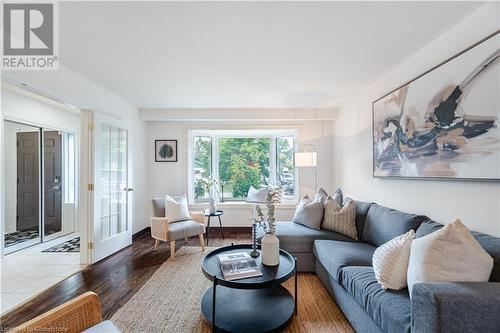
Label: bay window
xmin=189 ymin=130 xmax=297 ymax=203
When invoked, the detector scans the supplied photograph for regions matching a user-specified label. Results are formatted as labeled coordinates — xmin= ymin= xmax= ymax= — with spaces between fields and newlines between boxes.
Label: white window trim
xmin=187 ymin=129 xmax=298 ymax=204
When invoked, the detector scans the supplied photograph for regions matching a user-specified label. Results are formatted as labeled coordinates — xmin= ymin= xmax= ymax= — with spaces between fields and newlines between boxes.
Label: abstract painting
xmin=155 ymin=140 xmax=177 ymax=162
xmin=373 ymin=32 xmax=500 ymax=180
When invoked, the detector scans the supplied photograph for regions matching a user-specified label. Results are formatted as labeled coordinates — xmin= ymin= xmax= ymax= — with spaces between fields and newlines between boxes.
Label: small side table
xmin=204 ymin=210 xmax=224 ymax=245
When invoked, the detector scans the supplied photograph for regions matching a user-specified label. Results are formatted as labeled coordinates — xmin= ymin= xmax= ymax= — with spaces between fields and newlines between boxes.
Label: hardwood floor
xmin=0 ymin=227 xmax=251 ymax=330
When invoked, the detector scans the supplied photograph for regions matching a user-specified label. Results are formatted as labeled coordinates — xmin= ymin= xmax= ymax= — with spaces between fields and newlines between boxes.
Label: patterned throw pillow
xmin=322 ymin=198 xmax=357 ymax=239
xmin=372 ymin=230 xmax=415 ymax=290
xmin=292 ymin=195 xmax=324 ymax=230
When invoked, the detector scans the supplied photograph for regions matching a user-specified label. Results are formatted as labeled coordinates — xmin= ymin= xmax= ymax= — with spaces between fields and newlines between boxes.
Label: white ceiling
xmin=59 ymin=1 xmax=484 ymax=109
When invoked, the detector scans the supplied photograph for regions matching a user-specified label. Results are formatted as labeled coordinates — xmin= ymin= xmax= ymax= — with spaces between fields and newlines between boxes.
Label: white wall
xmin=2 ymin=86 xmax=81 ymax=133
xmin=2 ymin=65 xmax=148 ymax=235
xmin=333 ymin=2 xmax=500 ymax=236
xmin=4 ymin=122 xmax=19 ymax=234
xmin=146 ymin=120 xmax=335 ymax=226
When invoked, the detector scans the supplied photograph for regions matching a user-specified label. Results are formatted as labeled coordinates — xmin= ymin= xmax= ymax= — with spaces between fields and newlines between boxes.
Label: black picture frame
xmin=155 ymin=139 xmax=178 ymax=162
xmin=372 ymin=30 xmax=500 ymax=181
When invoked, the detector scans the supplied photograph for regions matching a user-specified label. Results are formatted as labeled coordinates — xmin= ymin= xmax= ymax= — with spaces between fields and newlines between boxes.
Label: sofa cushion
xmin=313 ymin=240 xmax=376 ymax=281
xmin=258 ymin=221 xmax=358 ymax=254
xmin=415 ymin=219 xmax=442 ymax=238
xmin=362 ymin=204 xmax=427 ymax=246
xmin=344 ymin=198 xmax=372 ymax=239
xmin=417 ymin=220 xmax=500 ymax=282
xmin=167 ymin=220 xmax=205 ymax=240
xmin=340 ymin=266 xmax=411 ymax=333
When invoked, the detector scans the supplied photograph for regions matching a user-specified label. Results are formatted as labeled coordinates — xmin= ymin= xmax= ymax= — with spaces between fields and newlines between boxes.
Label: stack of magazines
xmin=218 ymin=252 xmax=263 ymax=281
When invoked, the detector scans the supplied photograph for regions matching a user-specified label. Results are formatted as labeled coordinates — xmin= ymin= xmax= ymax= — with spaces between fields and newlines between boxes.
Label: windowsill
xmin=189 ymin=201 xmax=297 ymax=210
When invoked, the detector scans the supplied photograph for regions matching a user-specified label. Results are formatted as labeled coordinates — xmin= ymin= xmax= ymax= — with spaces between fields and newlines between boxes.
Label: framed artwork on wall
xmin=373 ymin=31 xmax=500 ymax=181
xmin=155 ymin=140 xmax=178 ymax=162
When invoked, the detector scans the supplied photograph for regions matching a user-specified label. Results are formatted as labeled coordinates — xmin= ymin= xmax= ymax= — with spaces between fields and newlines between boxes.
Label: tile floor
xmin=1 ymin=233 xmax=87 ymax=315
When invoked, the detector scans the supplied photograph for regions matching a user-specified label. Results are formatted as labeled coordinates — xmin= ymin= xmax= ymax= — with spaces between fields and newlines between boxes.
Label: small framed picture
xmin=155 ymin=140 xmax=178 ymax=162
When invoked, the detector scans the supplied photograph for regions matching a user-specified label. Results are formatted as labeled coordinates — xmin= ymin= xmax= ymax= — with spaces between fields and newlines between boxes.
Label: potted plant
xmin=252 ymin=192 xmax=279 ymax=266
xmin=201 ymin=178 xmax=219 ymax=214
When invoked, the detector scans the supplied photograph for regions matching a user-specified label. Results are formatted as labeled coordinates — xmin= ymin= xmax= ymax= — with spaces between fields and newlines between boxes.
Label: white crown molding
xmin=139 ymin=108 xmax=339 ymax=122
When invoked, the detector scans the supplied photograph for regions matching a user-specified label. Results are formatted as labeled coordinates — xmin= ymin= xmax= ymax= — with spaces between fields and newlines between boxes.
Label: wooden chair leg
xmin=170 ymin=240 xmax=176 ymax=259
xmin=154 ymin=239 xmax=159 ymax=251
xmin=199 ymin=234 xmax=205 ymax=251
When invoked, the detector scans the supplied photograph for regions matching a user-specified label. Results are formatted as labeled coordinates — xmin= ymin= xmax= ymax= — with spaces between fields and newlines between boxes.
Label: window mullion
xmin=269 ymin=136 xmax=277 ymax=187
xmin=212 ymin=135 xmax=220 ymax=202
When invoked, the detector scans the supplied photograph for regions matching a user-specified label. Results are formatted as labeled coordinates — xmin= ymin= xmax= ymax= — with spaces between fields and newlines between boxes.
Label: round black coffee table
xmin=201 ymin=244 xmax=297 ymax=333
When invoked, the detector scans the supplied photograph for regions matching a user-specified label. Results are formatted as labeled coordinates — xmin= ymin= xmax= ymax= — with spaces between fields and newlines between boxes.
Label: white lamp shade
xmin=294 ymin=152 xmax=317 ymax=167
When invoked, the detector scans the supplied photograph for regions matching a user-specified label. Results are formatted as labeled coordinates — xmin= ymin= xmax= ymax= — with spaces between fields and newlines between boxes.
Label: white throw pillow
xmin=372 ymin=230 xmax=415 ymax=290
xmin=322 ymin=198 xmax=357 ymax=239
xmin=246 ymin=186 xmax=269 ymax=203
xmin=165 ymin=194 xmax=192 ymax=223
xmin=407 ymin=219 xmax=493 ymax=297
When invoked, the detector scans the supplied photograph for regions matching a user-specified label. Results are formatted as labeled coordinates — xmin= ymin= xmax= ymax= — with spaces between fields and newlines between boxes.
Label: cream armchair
xmin=150 ymin=198 xmax=205 ymax=258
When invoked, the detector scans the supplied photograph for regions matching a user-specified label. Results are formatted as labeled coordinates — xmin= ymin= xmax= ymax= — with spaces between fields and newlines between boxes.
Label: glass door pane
xmin=3 ymin=121 xmax=41 ymax=253
xmin=99 ymin=123 xmax=128 ymax=240
xmin=118 ymin=128 xmax=128 ymax=233
xmin=277 ymin=136 xmax=295 ymax=200
xmin=100 ymin=123 xmax=111 ymax=239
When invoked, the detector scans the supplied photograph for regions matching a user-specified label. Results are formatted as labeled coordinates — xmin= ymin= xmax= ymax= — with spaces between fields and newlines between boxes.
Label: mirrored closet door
xmin=3 ymin=120 xmax=77 ymax=254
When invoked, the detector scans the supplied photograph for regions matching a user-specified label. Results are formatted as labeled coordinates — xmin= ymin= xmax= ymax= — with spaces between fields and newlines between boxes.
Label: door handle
xmin=123 ymin=188 xmax=134 ymax=192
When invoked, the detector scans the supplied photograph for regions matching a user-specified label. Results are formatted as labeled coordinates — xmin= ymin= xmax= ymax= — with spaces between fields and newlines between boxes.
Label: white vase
xmin=261 ymin=233 xmax=280 ymax=266
xmin=208 ymin=198 xmax=217 ymax=214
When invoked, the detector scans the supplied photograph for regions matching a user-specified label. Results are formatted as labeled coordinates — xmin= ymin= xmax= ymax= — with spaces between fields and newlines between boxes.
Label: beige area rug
xmin=111 ymin=246 xmax=353 ymax=333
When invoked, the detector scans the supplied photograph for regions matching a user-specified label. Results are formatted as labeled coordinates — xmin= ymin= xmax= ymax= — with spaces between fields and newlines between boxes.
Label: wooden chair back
xmin=9 ymin=292 xmax=102 ymax=333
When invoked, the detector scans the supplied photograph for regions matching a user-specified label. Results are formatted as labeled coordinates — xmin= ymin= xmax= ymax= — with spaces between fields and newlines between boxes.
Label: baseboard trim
xmin=133 ymin=227 xmax=151 ymax=239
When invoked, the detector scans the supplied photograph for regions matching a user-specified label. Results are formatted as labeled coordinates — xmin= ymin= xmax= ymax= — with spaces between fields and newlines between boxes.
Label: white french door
xmin=90 ymin=112 xmax=132 ymax=263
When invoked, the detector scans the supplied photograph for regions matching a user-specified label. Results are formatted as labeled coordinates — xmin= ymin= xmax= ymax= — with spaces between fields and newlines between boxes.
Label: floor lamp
xmin=295 ymin=147 xmax=318 ymax=193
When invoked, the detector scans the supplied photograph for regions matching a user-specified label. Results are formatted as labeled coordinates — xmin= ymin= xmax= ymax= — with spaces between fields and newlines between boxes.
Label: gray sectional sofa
xmin=258 ymin=198 xmax=500 ymax=333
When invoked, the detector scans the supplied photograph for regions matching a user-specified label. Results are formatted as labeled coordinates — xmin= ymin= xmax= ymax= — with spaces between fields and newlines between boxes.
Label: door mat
xmin=42 ymin=237 xmax=80 ymax=252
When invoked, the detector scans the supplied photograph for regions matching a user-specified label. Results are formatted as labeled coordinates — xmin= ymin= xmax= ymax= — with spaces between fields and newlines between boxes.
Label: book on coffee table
xmin=218 ymin=252 xmax=263 ymax=281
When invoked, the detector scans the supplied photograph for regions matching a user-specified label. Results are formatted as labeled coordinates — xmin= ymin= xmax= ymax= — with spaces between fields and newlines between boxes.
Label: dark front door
xmin=16 ymin=131 xmax=40 ymax=232
xmin=44 ymin=131 xmax=62 ymax=235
